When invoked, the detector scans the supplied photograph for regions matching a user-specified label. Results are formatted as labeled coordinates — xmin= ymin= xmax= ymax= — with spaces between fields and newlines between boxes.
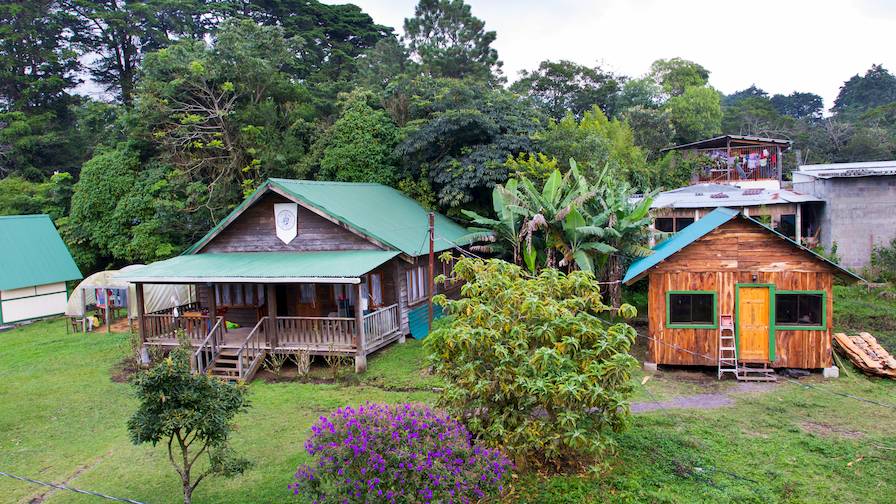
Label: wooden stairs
xmin=717 ymin=314 xmax=777 ymax=382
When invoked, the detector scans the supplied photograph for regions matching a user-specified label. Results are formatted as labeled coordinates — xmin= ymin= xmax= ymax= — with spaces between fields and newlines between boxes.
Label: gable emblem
xmin=274 ymin=203 xmax=298 ymax=244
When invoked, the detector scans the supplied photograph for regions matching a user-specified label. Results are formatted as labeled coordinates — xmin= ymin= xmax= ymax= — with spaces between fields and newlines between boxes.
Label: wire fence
xmin=0 ymin=471 xmax=146 ymax=504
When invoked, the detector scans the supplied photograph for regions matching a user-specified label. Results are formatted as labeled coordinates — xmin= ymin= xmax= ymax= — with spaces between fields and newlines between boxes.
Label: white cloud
xmin=334 ymin=0 xmax=896 ymax=111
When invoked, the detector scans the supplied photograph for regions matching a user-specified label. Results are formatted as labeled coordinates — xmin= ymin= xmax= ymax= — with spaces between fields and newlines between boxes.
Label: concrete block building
xmin=793 ymin=161 xmax=896 ymax=270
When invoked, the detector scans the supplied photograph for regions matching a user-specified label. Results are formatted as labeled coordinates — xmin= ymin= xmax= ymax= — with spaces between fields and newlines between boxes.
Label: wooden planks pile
xmin=833 ymin=332 xmax=896 ymax=378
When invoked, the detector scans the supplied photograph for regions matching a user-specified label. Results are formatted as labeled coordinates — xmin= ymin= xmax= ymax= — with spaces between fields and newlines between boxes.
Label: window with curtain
xmin=406 ymin=265 xmax=428 ymax=304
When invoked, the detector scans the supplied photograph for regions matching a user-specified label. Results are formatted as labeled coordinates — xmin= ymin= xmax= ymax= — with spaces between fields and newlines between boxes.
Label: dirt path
xmin=632 ymin=382 xmax=776 ymax=413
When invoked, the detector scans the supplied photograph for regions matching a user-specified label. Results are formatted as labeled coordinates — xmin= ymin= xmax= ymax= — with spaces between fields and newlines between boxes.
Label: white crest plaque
xmin=274 ymin=202 xmax=298 ymax=244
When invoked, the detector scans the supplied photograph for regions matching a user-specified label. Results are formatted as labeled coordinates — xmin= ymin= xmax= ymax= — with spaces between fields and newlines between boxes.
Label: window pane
xmin=675 ymin=218 xmax=695 ymax=231
xmin=669 ymin=293 xmax=713 ymax=324
xmin=776 ymin=294 xmax=798 ymax=324
xmin=655 ymin=218 xmax=674 ymax=232
xmin=669 ymin=294 xmax=692 ymax=323
xmin=798 ymin=294 xmax=823 ymax=325
xmin=691 ymin=294 xmax=714 ymax=324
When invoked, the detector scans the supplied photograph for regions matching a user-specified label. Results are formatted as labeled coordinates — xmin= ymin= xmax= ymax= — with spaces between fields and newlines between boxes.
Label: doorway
xmin=736 ymin=284 xmax=774 ymax=362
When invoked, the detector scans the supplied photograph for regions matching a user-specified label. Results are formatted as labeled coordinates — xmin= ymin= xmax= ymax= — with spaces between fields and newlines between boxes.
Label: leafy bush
xmin=870 ymin=237 xmax=896 ymax=283
xmin=426 ymin=257 xmax=638 ymax=468
xmin=289 ymin=403 xmax=511 ymax=503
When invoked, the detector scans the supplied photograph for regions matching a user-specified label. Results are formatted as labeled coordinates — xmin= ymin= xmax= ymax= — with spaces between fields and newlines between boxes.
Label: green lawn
xmin=2 ymin=318 xmax=895 ymax=503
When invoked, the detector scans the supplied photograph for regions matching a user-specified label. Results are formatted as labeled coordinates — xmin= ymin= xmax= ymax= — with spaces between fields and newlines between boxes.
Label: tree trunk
xmin=182 ymin=477 xmax=192 ymax=504
xmin=608 ymin=254 xmax=623 ymax=309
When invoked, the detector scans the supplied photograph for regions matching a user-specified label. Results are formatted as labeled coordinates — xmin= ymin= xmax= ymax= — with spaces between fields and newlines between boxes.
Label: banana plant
xmin=461 ymin=178 xmax=524 ymax=264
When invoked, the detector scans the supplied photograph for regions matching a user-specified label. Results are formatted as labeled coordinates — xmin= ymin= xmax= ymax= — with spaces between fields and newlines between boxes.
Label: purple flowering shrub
xmin=289 ymin=403 xmax=511 ymax=503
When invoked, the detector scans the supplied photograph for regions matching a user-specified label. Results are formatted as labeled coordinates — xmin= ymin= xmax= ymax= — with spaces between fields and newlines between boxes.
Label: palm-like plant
xmin=577 ymin=181 xmax=655 ymax=306
xmin=461 ymin=178 xmax=524 ymax=263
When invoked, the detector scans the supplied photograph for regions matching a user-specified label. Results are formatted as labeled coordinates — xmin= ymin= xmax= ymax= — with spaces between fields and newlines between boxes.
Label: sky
xmin=332 ymin=0 xmax=896 ymax=112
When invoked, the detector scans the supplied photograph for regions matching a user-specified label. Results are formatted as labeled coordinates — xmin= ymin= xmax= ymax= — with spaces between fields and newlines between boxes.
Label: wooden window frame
xmin=665 ymin=290 xmax=718 ymax=329
xmin=774 ymin=290 xmax=826 ymax=331
xmin=406 ymin=264 xmax=428 ymax=304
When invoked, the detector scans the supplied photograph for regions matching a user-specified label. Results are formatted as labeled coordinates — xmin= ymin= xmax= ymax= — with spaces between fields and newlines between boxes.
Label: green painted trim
xmin=665 ymin=290 xmax=718 ymax=329
xmin=734 ymin=283 xmax=776 ymax=362
xmin=775 ymin=290 xmax=827 ymax=331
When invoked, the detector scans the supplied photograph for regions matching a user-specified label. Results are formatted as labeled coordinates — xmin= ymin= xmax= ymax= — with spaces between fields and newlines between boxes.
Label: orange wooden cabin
xmin=623 ymin=208 xmax=862 ymax=379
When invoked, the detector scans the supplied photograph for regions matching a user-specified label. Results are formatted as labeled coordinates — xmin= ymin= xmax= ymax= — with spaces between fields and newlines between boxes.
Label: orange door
xmin=737 ymin=286 xmax=771 ymax=361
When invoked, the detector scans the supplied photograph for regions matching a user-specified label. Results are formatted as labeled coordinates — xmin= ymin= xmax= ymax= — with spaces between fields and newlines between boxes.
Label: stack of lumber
xmin=833 ymin=332 xmax=896 ymax=378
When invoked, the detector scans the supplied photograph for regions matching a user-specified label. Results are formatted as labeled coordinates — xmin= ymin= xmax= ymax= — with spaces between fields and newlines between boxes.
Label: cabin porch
xmin=128 ymin=252 xmax=408 ymax=382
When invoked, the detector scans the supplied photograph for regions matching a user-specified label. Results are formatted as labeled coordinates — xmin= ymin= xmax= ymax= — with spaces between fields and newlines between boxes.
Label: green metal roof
xmin=623 ymin=207 xmax=862 ymax=284
xmin=117 ymin=250 xmax=399 ymax=284
xmin=185 ymin=179 xmax=471 ymax=257
xmin=0 ymin=214 xmax=81 ymax=291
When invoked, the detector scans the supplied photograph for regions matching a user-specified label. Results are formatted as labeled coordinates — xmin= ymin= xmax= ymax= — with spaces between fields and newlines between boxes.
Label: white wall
xmin=1 ymin=282 xmax=68 ymax=323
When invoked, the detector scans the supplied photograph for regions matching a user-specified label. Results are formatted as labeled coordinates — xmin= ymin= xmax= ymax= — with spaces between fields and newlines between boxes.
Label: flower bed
xmin=290 ymin=403 xmax=511 ymax=503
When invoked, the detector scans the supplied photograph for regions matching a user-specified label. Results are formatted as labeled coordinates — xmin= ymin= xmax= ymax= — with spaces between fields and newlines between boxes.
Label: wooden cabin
xmin=120 ymin=179 xmax=470 ymax=381
xmin=623 ymin=207 xmax=862 ymax=380
xmin=0 ymin=215 xmax=81 ymax=326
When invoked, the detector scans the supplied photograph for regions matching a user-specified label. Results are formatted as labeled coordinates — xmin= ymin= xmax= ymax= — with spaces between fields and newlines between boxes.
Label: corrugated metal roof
xmin=623 ymin=208 xmax=739 ymax=284
xmin=623 ymin=208 xmax=862 ymax=284
xmin=797 ymin=160 xmax=896 ymax=179
xmin=118 ymin=251 xmax=400 ymax=284
xmin=186 ymin=179 xmax=471 ymax=257
xmin=650 ymin=183 xmax=821 ymax=209
xmin=0 ymin=214 xmax=82 ymax=291
xmin=663 ymin=135 xmax=793 ymax=152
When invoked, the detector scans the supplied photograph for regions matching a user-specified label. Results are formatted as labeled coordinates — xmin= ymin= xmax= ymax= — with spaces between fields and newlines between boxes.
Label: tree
xmin=722 ymin=96 xmax=788 ymax=137
xmin=534 ymin=106 xmax=652 ymax=189
xmin=403 ymin=0 xmax=502 ymax=82
xmin=578 ymin=181 xmax=654 ymax=307
xmin=395 ymin=77 xmax=538 ymax=209
xmin=770 ymin=91 xmax=823 ymax=120
xmin=621 ymin=106 xmax=675 ymax=159
xmin=135 ymin=19 xmax=312 ymax=221
xmin=617 ymin=76 xmax=664 ymax=110
xmin=722 ymin=84 xmax=767 ymax=106
xmin=666 ymin=86 xmax=722 ymax=143
xmin=426 ymin=257 xmax=638 ymax=467
xmin=0 ymin=1 xmax=81 ymax=178
xmin=317 ymin=90 xmax=401 ymax=184
xmin=649 ymin=57 xmax=710 ymax=97
xmin=128 ymin=345 xmax=251 ymax=504
xmin=511 ymin=60 xmax=622 ymax=120
xmin=67 ymin=145 xmax=187 ymax=270
xmin=63 ymin=0 xmax=214 ymax=104
xmin=832 ymin=64 xmax=896 ymax=116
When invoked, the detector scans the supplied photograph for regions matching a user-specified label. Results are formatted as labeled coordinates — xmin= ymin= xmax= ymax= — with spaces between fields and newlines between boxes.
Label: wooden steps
xmin=737 ymin=363 xmax=777 ymax=382
xmin=208 ymin=349 xmax=244 ymax=382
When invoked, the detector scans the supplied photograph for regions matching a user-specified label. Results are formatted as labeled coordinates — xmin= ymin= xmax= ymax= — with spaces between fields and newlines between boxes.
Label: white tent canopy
xmin=65 ymin=265 xmax=195 ymax=319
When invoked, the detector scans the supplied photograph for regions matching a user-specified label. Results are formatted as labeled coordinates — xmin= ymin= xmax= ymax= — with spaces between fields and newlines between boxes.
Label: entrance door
xmin=737 ymin=285 xmax=772 ymax=361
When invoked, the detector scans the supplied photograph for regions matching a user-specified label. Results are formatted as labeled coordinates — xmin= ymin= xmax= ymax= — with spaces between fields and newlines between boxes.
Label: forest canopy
xmin=3 ymin=0 xmax=896 ymax=273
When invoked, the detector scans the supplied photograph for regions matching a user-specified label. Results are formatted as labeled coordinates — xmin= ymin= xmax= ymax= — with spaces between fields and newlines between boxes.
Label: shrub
xmin=870 ymin=237 xmax=896 ymax=283
xmin=426 ymin=257 xmax=639 ymax=468
xmin=289 ymin=403 xmax=511 ymax=503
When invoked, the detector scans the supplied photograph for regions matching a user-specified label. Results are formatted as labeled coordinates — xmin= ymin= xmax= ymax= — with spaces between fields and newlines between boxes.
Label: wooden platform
xmin=834 ymin=332 xmax=896 ymax=378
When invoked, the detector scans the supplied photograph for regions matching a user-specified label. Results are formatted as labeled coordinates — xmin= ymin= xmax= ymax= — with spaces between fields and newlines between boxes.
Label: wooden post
xmin=354 ymin=281 xmax=367 ymax=373
xmin=104 ymin=289 xmax=111 ymax=334
xmin=795 ymin=204 xmax=802 ymax=245
xmin=206 ymin=283 xmax=217 ymax=340
xmin=80 ymin=287 xmax=87 ymax=333
xmin=135 ymin=283 xmax=146 ymax=344
xmin=266 ymin=284 xmax=278 ymax=349
xmin=427 ymin=212 xmax=435 ymax=327
xmin=776 ymin=146 xmax=783 ymax=182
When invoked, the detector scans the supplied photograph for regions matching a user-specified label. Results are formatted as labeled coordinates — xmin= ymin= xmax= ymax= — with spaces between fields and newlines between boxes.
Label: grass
xmin=834 ymin=283 xmax=896 ymax=352
xmin=1 ymin=315 xmax=895 ymax=503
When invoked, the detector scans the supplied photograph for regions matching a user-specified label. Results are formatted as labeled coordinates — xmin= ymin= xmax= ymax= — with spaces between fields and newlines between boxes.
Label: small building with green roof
xmin=0 ymin=214 xmax=82 ymax=325
xmin=120 ymin=179 xmax=471 ymax=380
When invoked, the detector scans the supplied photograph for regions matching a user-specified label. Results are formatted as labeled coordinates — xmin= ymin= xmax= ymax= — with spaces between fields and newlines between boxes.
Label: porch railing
xmin=236 ymin=317 xmax=267 ymax=381
xmin=143 ymin=312 xmax=213 ymax=341
xmin=276 ymin=316 xmax=356 ymax=352
xmin=363 ymin=304 xmax=400 ymax=350
xmin=192 ymin=316 xmax=224 ymax=374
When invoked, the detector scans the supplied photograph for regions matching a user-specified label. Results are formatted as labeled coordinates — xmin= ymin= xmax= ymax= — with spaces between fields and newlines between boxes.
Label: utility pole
xmin=428 ymin=212 xmax=435 ymax=326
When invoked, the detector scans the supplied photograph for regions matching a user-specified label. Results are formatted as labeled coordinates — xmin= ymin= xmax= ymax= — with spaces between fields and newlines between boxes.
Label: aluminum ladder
xmin=718 ymin=314 xmax=738 ymax=379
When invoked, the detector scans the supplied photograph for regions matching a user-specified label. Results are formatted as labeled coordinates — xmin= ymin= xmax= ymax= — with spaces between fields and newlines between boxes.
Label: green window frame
xmin=775 ymin=290 xmax=826 ymax=331
xmin=665 ymin=290 xmax=718 ymax=329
